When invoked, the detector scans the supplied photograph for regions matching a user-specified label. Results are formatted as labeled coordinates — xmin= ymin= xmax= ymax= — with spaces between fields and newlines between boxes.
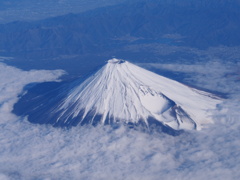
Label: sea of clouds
xmin=0 ymin=60 xmax=239 ymax=180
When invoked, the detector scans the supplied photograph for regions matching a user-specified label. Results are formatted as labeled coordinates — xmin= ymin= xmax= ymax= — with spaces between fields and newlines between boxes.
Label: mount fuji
xmin=14 ymin=59 xmax=221 ymax=131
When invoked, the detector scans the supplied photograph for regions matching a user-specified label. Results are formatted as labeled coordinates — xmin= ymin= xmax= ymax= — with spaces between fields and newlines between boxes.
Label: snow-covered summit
xmin=54 ymin=58 xmax=221 ymax=130
xmin=107 ymin=58 xmax=125 ymax=64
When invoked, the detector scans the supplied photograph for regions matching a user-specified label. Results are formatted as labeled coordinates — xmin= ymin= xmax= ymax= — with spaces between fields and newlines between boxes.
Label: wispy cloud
xmin=0 ymin=56 xmax=13 ymax=61
xmin=0 ymin=62 xmax=239 ymax=180
xmin=140 ymin=60 xmax=240 ymax=95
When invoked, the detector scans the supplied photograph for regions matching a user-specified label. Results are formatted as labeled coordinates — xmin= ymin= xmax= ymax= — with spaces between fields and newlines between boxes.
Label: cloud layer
xmin=0 ymin=62 xmax=239 ymax=180
xmin=141 ymin=60 xmax=240 ymax=95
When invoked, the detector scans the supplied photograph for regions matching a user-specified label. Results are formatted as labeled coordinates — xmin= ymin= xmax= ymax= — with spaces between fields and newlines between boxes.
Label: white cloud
xmin=0 ymin=62 xmax=239 ymax=180
xmin=0 ymin=56 xmax=13 ymax=62
xmin=0 ymin=173 xmax=10 ymax=180
xmin=140 ymin=60 xmax=240 ymax=95
xmin=0 ymin=63 xmax=65 ymax=123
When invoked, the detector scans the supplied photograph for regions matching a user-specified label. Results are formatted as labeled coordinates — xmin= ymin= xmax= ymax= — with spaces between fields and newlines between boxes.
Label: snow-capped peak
xmin=55 ymin=59 xmax=221 ymax=130
xmin=107 ymin=58 xmax=125 ymax=64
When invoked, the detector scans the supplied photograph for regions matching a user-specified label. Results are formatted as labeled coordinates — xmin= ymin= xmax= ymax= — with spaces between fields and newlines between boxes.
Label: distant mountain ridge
xmin=0 ymin=0 xmax=240 ymax=57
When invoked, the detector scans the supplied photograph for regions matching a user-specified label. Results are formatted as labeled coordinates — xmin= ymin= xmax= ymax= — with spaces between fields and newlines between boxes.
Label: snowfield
xmin=56 ymin=58 xmax=221 ymax=130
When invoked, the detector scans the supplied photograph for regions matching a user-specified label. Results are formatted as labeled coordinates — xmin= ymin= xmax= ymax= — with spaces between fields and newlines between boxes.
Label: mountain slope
xmin=14 ymin=59 xmax=221 ymax=131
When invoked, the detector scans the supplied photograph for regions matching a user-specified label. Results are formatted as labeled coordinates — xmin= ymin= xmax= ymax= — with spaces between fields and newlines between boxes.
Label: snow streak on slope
xmin=56 ymin=58 xmax=221 ymax=130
